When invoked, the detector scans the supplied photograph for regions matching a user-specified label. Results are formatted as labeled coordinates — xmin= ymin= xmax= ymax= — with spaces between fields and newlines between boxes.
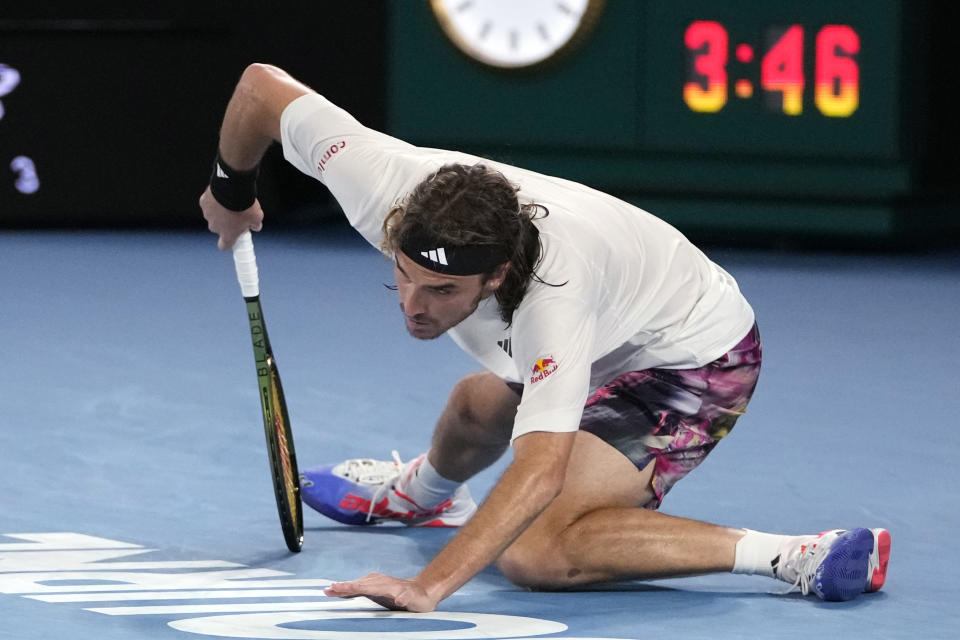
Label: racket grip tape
xmin=232 ymin=230 xmax=260 ymax=298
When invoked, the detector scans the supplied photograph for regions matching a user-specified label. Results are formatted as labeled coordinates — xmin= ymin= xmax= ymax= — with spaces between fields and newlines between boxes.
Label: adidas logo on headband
xmin=420 ymin=247 xmax=448 ymax=266
xmin=401 ymin=230 xmax=507 ymax=276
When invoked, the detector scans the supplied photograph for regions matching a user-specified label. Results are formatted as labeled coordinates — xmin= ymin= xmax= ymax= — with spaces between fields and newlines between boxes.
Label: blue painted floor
xmin=2 ymin=228 xmax=958 ymax=639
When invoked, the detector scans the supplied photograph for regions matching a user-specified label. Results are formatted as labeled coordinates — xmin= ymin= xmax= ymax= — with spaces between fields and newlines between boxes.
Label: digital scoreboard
xmin=388 ymin=1 xmax=953 ymax=242
xmin=641 ymin=1 xmax=903 ymax=160
xmin=684 ymin=22 xmax=859 ymax=118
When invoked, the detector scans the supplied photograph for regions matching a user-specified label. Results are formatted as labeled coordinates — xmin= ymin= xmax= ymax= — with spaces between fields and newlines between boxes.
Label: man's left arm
xmin=324 ymin=429 xmax=576 ymax=612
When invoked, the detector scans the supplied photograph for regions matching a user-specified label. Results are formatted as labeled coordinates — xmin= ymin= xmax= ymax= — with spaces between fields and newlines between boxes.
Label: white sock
xmin=400 ymin=453 xmax=461 ymax=509
xmin=732 ymin=529 xmax=791 ymax=578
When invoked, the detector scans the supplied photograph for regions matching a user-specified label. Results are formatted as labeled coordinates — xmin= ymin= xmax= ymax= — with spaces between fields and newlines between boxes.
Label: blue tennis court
xmin=2 ymin=228 xmax=957 ymax=639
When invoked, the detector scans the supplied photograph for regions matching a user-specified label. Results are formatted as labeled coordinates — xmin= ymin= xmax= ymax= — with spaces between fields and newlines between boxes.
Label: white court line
xmin=9 ymin=577 xmax=334 ymax=594
xmin=0 ymin=533 xmax=142 ymax=551
xmin=87 ymin=598 xmax=379 ymax=615
xmin=1 ymin=560 xmax=243 ymax=573
xmin=31 ymin=589 xmax=332 ymax=603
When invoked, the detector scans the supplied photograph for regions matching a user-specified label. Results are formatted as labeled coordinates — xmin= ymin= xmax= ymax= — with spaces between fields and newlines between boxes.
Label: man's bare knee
xmin=430 ymin=372 xmax=519 ymax=481
xmin=497 ymin=539 xmax=569 ymax=590
xmin=445 ymin=372 xmax=518 ymax=436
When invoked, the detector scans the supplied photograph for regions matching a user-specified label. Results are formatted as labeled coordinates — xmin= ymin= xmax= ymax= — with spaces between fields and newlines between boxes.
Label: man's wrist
xmin=209 ymin=151 xmax=259 ymax=211
xmin=412 ymin=572 xmax=454 ymax=605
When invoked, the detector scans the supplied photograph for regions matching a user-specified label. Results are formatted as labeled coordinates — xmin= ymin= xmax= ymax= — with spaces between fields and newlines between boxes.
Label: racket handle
xmin=232 ymin=230 xmax=260 ymax=298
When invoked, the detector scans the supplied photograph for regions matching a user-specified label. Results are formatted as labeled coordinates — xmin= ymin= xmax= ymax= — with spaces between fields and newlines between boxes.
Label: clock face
xmin=429 ymin=0 xmax=605 ymax=70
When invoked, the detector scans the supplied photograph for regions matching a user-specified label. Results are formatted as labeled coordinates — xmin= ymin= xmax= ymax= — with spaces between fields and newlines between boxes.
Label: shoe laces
xmin=360 ymin=450 xmax=406 ymax=523
xmin=338 ymin=451 xmax=403 ymax=486
xmin=779 ymin=532 xmax=834 ymax=596
xmin=786 ymin=547 xmax=816 ymax=596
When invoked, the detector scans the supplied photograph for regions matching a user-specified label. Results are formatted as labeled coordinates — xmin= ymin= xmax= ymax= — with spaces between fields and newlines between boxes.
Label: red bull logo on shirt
xmin=530 ymin=356 xmax=558 ymax=384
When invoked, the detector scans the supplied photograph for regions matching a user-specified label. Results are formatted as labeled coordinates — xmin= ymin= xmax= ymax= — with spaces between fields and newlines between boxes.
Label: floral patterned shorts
xmin=580 ymin=324 xmax=762 ymax=509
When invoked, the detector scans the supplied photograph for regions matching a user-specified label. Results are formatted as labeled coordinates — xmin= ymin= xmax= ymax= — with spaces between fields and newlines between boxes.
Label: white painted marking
xmin=0 ymin=533 xmax=636 ymax=639
xmin=0 ymin=548 xmax=239 ymax=572
xmin=0 ymin=568 xmax=302 ymax=594
xmin=30 ymin=589 xmax=332 ymax=603
xmin=90 ymin=598 xmax=378 ymax=615
xmin=168 ymin=610 xmax=567 ymax=639
xmin=0 ymin=533 xmax=141 ymax=551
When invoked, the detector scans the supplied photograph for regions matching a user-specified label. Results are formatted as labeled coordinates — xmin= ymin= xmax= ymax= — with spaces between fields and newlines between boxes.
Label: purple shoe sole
xmin=813 ymin=528 xmax=874 ymax=601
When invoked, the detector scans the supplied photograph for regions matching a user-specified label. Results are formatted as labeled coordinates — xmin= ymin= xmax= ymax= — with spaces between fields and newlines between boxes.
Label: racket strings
xmin=270 ymin=378 xmax=298 ymax=518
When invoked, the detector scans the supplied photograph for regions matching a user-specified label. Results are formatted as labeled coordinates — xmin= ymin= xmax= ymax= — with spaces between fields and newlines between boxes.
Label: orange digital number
xmin=684 ymin=21 xmax=728 ymax=113
xmin=761 ymin=25 xmax=805 ymax=115
xmin=815 ymin=25 xmax=860 ymax=117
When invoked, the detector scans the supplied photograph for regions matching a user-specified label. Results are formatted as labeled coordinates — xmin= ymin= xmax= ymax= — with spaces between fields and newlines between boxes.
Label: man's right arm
xmin=199 ymin=63 xmax=313 ymax=250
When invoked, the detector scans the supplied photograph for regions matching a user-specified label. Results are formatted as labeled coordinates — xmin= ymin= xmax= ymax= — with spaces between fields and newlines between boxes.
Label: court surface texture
xmin=2 ymin=227 xmax=958 ymax=640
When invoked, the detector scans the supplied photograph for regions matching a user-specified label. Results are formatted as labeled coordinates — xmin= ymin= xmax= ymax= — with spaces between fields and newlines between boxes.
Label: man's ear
xmin=484 ymin=261 xmax=511 ymax=293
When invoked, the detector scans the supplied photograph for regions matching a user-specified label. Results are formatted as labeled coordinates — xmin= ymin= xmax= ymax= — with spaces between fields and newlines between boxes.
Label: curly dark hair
xmin=382 ymin=163 xmax=555 ymax=324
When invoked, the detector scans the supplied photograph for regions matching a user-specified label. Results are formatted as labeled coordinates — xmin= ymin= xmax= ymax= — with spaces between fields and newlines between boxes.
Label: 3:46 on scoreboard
xmin=684 ymin=20 xmax=860 ymax=117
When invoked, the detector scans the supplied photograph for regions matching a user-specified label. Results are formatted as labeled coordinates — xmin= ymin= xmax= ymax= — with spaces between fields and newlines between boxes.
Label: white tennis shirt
xmin=281 ymin=94 xmax=755 ymax=440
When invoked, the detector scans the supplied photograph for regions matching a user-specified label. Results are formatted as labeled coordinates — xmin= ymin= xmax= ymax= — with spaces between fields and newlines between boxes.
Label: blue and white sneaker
xmin=776 ymin=528 xmax=884 ymax=601
xmin=299 ymin=451 xmax=477 ymax=527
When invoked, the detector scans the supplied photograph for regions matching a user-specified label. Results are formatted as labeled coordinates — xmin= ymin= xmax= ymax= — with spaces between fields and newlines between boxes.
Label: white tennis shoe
xmin=775 ymin=528 xmax=887 ymax=601
xmin=300 ymin=452 xmax=476 ymax=527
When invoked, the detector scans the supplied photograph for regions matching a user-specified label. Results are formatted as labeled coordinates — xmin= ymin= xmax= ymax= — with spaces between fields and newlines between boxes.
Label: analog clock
xmin=429 ymin=0 xmax=606 ymax=70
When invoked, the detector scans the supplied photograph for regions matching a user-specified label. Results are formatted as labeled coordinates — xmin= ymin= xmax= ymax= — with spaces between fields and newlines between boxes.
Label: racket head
xmin=262 ymin=355 xmax=304 ymax=553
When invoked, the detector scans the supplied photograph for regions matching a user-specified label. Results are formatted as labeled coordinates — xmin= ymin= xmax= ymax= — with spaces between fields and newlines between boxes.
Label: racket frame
xmin=233 ymin=231 xmax=304 ymax=552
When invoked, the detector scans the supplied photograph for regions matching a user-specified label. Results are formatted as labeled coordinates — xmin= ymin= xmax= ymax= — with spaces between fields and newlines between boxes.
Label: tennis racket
xmin=232 ymin=230 xmax=303 ymax=553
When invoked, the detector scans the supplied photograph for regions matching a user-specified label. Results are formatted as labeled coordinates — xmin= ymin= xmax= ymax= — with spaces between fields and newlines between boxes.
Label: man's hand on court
xmin=199 ymin=186 xmax=264 ymax=250
xmin=324 ymin=573 xmax=439 ymax=613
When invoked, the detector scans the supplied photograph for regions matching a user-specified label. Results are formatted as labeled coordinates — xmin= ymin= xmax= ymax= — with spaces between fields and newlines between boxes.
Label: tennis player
xmin=200 ymin=63 xmax=890 ymax=612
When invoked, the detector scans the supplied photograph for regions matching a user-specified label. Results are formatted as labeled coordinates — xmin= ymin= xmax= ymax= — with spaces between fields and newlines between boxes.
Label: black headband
xmin=399 ymin=231 xmax=508 ymax=276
